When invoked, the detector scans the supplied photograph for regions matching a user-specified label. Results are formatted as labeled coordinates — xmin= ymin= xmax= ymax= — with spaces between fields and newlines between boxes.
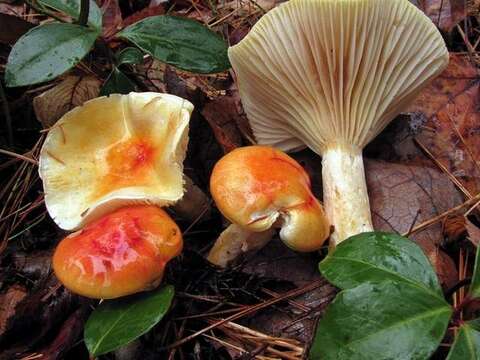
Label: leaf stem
xmin=78 ymin=0 xmax=90 ymax=27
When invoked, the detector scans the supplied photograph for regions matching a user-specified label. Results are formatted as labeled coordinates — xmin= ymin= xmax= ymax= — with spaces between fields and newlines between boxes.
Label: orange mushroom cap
xmin=210 ymin=145 xmax=330 ymax=252
xmin=53 ymin=205 xmax=182 ymax=299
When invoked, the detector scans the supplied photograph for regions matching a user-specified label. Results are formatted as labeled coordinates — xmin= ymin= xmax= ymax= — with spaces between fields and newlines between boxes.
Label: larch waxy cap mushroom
xmin=39 ymin=92 xmax=194 ymax=231
xmin=208 ymin=146 xmax=330 ymax=266
xmin=228 ymin=0 xmax=449 ymax=246
xmin=53 ymin=205 xmax=182 ymax=299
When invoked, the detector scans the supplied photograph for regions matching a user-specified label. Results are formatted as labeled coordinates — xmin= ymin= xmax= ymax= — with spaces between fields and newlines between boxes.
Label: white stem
xmin=322 ymin=145 xmax=373 ymax=247
xmin=207 ymin=224 xmax=275 ymax=267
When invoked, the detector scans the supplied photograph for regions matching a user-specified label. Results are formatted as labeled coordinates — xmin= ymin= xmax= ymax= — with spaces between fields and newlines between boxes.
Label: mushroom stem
xmin=207 ymin=224 xmax=275 ymax=267
xmin=322 ymin=145 xmax=373 ymax=247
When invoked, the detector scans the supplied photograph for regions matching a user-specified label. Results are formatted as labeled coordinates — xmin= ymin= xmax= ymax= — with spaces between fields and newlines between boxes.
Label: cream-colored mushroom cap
xmin=229 ymin=0 xmax=449 ymax=246
xmin=39 ymin=92 xmax=194 ymax=231
xmin=229 ymin=0 xmax=448 ymax=153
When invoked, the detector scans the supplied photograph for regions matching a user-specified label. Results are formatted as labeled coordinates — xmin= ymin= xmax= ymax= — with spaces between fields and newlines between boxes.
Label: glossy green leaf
xmin=471 ymin=247 xmax=480 ymax=299
xmin=5 ymin=23 xmax=97 ymax=87
xmin=100 ymin=67 xmax=136 ymax=96
xmin=117 ymin=15 xmax=230 ymax=74
xmin=310 ymin=281 xmax=452 ymax=360
xmin=116 ymin=47 xmax=144 ymax=66
xmin=447 ymin=323 xmax=480 ymax=360
xmin=320 ymin=232 xmax=442 ymax=295
xmin=37 ymin=0 xmax=102 ymax=29
xmin=84 ymin=285 xmax=174 ymax=356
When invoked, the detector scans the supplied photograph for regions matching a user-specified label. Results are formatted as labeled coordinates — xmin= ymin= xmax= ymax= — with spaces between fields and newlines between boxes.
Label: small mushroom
xmin=39 ymin=92 xmax=194 ymax=231
xmin=228 ymin=0 xmax=448 ymax=246
xmin=208 ymin=146 xmax=330 ymax=266
xmin=53 ymin=205 xmax=182 ymax=299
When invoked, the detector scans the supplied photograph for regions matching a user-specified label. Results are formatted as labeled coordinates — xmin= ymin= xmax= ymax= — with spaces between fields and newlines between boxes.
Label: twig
xmin=161 ymin=279 xmax=326 ymax=350
xmin=402 ymin=193 xmax=480 ymax=236
xmin=0 ymin=149 xmax=38 ymax=165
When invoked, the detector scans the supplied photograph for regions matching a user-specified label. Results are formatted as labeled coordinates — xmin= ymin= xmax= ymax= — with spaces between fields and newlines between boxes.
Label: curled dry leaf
xmin=33 ymin=75 xmax=101 ymax=128
xmin=121 ymin=5 xmax=165 ymax=28
xmin=409 ymin=54 xmax=480 ymax=196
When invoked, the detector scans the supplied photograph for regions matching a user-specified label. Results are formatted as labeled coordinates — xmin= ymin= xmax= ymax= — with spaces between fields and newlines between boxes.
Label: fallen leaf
xmin=100 ymin=0 xmax=123 ymax=38
xmin=466 ymin=218 xmax=480 ymax=246
xmin=366 ymin=159 xmax=462 ymax=289
xmin=411 ymin=0 xmax=467 ymax=32
xmin=444 ymin=215 xmax=467 ymax=242
xmin=409 ymin=54 xmax=480 ymax=196
xmin=201 ymin=96 xmax=245 ymax=153
xmin=121 ymin=5 xmax=165 ymax=28
xmin=0 ymin=285 xmax=27 ymax=337
xmin=33 ymin=75 xmax=101 ymax=128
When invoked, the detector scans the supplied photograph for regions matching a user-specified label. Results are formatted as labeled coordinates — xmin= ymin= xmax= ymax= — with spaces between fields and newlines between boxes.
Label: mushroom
xmin=39 ymin=92 xmax=194 ymax=231
xmin=53 ymin=205 xmax=182 ymax=299
xmin=228 ymin=0 xmax=449 ymax=246
xmin=208 ymin=145 xmax=330 ymax=267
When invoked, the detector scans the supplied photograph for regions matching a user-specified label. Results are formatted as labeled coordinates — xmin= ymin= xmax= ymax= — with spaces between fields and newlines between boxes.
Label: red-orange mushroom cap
xmin=210 ymin=145 xmax=330 ymax=252
xmin=53 ymin=205 xmax=182 ymax=299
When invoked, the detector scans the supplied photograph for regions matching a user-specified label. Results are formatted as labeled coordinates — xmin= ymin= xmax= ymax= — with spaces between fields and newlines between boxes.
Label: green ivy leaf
xmin=116 ymin=47 xmax=144 ymax=66
xmin=100 ymin=67 xmax=136 ymax=96
xmin=117 ymin=15 xmax=230 ymax=74
xmin=5 ymin=23 xmax=97 ymax=87
xmin=310 ymin=281 xmax=452 ymax=360
xmin=37 ymin=0 xmax=102 ymax=30
xmin=446 ymin=322 xmax=480 ymax=360
xmin=84 ymin=285 xmax=174 ymax=356
xmin=470 ymin=247 xmax=480 ymax=299
xmin=320 ymin=232 xmax=442 ymax=295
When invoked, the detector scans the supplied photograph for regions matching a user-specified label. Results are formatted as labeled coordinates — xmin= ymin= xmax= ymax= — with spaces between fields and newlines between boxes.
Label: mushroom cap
xmin=39 ymin=92 xmax=193 ymax=230
xmin=229 ymin=0 xmax=449 ymax=154
xmin=210 ymin=145 xmax=330 ymax=251
xmin=53 ymin=205 xmax=182 ymax=299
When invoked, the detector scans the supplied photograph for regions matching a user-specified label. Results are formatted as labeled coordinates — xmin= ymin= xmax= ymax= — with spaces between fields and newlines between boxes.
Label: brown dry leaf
xmin=0 ymin=285 xmax=27 ymax=337
xmin=366 ymin=159 xmax=462 ymax=289
xmin=100 ymin=0 xmax=123 ymax=38
xmin=466 ymin=218 xmax=480 ymax=246
xmin=122 ymin=5 xmax=165 ymax=28
xmin=411 ymin=0 xmax=468 ymax=32
xmin=201 ymin=96 xmax=246 ymax=153
xmin=33 ymin=75 xmax=101 ymax=128
xmin=443 ymin=215 xmax=467 ymax=242
xmin=409 ymin=54 xmax=480 ymax=196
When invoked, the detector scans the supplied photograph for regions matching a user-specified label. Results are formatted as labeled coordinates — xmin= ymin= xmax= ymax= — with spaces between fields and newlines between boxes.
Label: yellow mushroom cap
xmin=210 ymin=145 xmax=330 ymax=252
xmin=229 ymin=0 xmax=449 ymax=154
xmin=39 ymin=92 xmax=194 ymax=230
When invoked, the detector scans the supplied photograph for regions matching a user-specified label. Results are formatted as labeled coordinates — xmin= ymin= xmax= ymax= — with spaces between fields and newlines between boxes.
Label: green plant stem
xmin=0 ymin=81 xmax=13 ymax=146
xmin=78 ymin=0 xmax=90 ymax=26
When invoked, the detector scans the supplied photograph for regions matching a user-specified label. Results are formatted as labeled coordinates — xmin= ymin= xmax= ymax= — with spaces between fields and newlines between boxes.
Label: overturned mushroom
xmin=228 ymin=0 xmax=448 ymax=246
xmin=208 ymin=146 xmax=330 ymax=267
xmin=39 ymin=92 xmax=194 ymax=230
xmin=53 ymin=205 xmax=182 ymax=299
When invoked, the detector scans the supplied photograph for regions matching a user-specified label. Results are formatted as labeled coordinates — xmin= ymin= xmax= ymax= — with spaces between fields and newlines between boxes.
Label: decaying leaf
xmin=466 ymin=218 xmax=480 ymax=246
xmin=33 ymin=75 xmax=101 ymax=128
xmin=0 ymin=285 xmax=27 ymax=337
xmin=366 ymin=159 xmax=462 ymax=289
xmin=411 ymin=0 xmax=468 ymax=32
xmin=444 ymin=215 xmax=467 ymax=242
xmin=409 ymin=54 xmax=480 ymax=196
xmin=100 ymin=0 xmax=123 ymax=38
